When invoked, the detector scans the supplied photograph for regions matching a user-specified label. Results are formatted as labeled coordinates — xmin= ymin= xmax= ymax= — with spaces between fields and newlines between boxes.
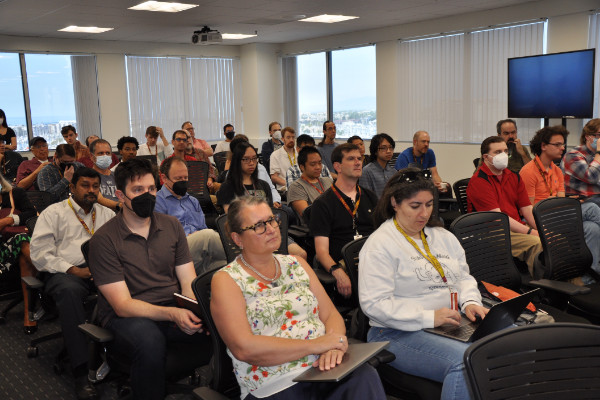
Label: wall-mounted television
xmin=507 ymin=49 xmax=595 ymax=119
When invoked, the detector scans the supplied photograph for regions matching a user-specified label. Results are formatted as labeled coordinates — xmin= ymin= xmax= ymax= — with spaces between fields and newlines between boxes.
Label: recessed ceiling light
xmin=59 ymin=26 xmax=113 ymax=33
xmin=222 ymin=33 xmax=258 ymax=40
xmin=299 ymin=14 xmax=358 ymax=23
xmin=129 ymin=1 xmax=198 ymax=12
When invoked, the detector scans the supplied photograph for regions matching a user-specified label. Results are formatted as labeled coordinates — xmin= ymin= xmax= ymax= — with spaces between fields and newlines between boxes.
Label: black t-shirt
xmin=216 ymin=179 xmax=273 ymax=206
xmin=2 ymin=150 xmax=24 ymax=183
xmin=309 ymin=184 xmax=377 ymax=262
xmin=0 ymin=128 xmax=16 ymax=146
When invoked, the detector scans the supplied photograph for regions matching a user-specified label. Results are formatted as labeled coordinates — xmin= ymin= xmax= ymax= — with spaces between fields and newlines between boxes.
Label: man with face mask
xmin=261 ymin=121 xmax=283 ymax=174
xmin=466 ymin=136 xmax=542 ymax=276
xmin=38 ymin=144 xmax=84 ymax=201
xmin=89 ymin=139 xmax=123 ymax=211
xmin=214 ymin=123 xmax=235 ymax=154
xmin=88 ymin=159 xmax=212 ymax=400
xmin=155 ymin=157 xmax=226 ymax=274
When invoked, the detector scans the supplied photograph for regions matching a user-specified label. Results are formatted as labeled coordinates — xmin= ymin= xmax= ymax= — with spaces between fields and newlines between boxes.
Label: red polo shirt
xmin=467 ymin=162 xmax=531 ymax=224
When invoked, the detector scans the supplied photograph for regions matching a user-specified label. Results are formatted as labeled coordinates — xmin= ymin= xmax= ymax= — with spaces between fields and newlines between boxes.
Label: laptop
xmin=424 ymin=288 xmax=540 ymax=343
xmin=293 ymin=341 xmax=389 ymax=383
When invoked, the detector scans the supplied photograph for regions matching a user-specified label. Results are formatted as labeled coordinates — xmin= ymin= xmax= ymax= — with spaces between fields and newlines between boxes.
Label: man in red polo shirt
xmin=467 ymin=135 xmax=542 ymax=276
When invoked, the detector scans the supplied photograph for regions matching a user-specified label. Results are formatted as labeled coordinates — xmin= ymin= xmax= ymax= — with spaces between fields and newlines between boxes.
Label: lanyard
xmin=287 ymin=151 xmax=297 ymax=166
xmin=301 ymin=176 xmax=325 ymax=194
xmin=147 ymin=143 xmax=157 ymax=156
xmin=331 ymin=184 xmax=361 ymax=230
xmin=68 ymin=199 xmax=96 ymax=235
xmin=533 ymin=157 xmax=553 ymax=196
xmin=413 ymin=154 xmax=423 ymax=165
xmin=244 ymin=182 xmax=257 ymax=197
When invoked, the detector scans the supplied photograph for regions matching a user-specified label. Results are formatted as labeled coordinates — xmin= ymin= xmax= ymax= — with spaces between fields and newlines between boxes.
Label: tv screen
xmin=508 ymin=49 xmax=595 ymax=118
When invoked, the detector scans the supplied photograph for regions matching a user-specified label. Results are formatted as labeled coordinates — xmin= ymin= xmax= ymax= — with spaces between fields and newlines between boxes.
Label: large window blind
xmin=398 ymin=22 xmax=545 ymax=143
xmin=588 ymin=13 xmax=600 ymax=118
xmin=126 ymin=56 xmax=242 ymax=142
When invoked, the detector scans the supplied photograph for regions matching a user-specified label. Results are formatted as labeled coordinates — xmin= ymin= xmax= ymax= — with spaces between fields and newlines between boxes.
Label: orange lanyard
xmin=331 ymin=184 xmax=361 ymax=229
xmin=67 ymin=199 xmax=96 ymax=235
xmin=533 ymin=158 xmax=553 ymax=196
xmin=301 ymin=176 xmax=325 ymax=194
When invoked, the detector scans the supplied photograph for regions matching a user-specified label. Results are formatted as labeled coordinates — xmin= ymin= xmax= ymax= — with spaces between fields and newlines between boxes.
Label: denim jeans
xmin=367 ymin=327 xmax=472 ymax=400
xmin=581 ymin=201 xmax=600 ymax=282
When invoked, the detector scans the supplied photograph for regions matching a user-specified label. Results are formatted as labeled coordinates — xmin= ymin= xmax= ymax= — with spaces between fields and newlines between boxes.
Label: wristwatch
xmin=329 ymin=263 xmax=342 ymax=275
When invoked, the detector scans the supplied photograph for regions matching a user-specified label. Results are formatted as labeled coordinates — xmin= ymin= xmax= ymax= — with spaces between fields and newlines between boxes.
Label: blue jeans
xmin=368 ymin=327 xmax=471 ymax=400
xmin=582 ymin=201 xmax=600 ymax=282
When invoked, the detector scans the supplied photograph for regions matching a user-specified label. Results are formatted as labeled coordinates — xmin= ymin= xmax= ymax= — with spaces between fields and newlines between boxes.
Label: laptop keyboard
xmin=436 ymin=318 xmax=477 ymax=341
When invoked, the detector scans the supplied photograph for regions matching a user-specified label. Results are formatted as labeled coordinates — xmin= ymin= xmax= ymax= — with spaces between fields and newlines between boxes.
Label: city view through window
xmin=297 ymin=46 xmax=376 ymax=140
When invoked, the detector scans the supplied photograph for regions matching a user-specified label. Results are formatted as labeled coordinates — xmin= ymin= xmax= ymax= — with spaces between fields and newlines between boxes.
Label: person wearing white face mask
xmin=90 ymin=138 xmax=122 ymax=211
xmin=261 ymin=121 xmax=283 ymax=174
xmin=466 ymin=136 xmax=542 ymax=276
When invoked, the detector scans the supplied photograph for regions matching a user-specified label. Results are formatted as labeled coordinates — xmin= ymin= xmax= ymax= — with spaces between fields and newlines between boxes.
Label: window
xmin=126 ymin=56 xmax=242 ymax=142
xmin=0 ymin=53 xmax=27 ymax=150
xmin=297 ymin=53 xmax=328 ymax=137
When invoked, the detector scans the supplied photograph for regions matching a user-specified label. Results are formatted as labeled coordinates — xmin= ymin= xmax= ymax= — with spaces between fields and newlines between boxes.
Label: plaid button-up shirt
xmin=562 ymin=144 xmax=600 ymax=196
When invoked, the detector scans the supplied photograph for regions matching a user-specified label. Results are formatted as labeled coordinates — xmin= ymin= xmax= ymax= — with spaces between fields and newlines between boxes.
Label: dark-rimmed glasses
xmin=241 ymin=215 xmax=281 ymax=234
xmin=547 ymin=142 xmax=565 ymax=148
xmin=398 ymin=169 xmax=432 ymax=183
xmin=241 ymin=156 xmax=259 ymax=164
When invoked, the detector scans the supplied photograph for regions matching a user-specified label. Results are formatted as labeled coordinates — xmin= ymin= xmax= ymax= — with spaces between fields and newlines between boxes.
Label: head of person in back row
xmin=269 ymin=126 xmax=297 ymax=191
xmin=214 ymin=124 xmax=235 ymax=154
xmin=496 ymin=118 xmax=531 ymax=173
xmin=117 ymin=136 xmax=139 ymax=164
xmin=361 ymin=133 xmax=397 ymax=198
xmin=347 ymin=135 xmax=368 ymax=167
xmin=395 ymin=130 xmax=446 ymax=191
xmin=182 ymin=120 xmax=213 ymax=157
xmin=61 ymin=124 xmax=91 ymax=162
xmin=260 ymin=121 xmax=282 ymax=173
xmin=318 ymin=121 xmax=338 ymax=176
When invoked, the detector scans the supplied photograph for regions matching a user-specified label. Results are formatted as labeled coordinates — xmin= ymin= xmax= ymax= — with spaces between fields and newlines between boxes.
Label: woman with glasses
xmin=358 ymin=168 xmax=488 ymax=400
xmin=211 ymin=196 xmax=386 ymax=400
xmin=361 ymin=133 xmax=397 ymax=197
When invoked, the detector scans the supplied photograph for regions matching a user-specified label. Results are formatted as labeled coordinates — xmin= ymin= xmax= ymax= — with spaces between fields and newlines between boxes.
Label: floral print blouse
xmin=220 ymin=254 xmax=326 ymax=398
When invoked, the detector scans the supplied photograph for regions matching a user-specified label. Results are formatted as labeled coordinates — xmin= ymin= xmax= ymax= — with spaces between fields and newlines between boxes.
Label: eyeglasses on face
xmin=378 ymin=146 xmax=394 ymax=152
xmin=174 ymin=138 xmax=187 ymax=142
xmin=240 ymin=215 xmax=281 ymax=234
xmin=398 ymin=169 xmax=432 ymax=183
xmin=547 ymin=142 xmax=565 ymax=148
xmin=241 ymin=156 xmax=258 ymax=164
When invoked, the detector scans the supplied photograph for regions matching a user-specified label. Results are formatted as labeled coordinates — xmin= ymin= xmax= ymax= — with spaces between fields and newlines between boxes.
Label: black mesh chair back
xmin=387 ymin=152 xmax=399 ymax=169
xmin=186 ymin=161 xmax=218 ymax=216
xmin=464 ymin=323 xmax=600 ymax=400
xmin=450 ymin=212 xmax=521 ymax=290
xmin=213 ymin=151 xmax=228 ymax=173
xmin=191 ymin=267 xmax=240 ymax=399
xmin=215 ymin=208 xmax=288 ymax=263
xmin=533 ymin=197 xmax=593 ymax=281
xmin=26 ymin=190 xmax=58 ymax=214
xmin=136 ymin=154 xmax=158 ymax=167
xmin=25 ymin=216 xmax=38 ymax=235
xmin=341 ymin=237 xmax=369 ymax=313
xmin=452 ymin=178 xmax=470 ymax=214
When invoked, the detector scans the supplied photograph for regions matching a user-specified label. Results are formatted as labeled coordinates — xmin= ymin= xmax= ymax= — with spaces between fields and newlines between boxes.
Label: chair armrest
xmin=529 ymin=279 xmax=592 ymax=296
xmin=371 ymin=349 xmax=396 ymax=366
xmin=314 ymin=269 xmax=337 ymax=285
xmin=78 ymin=323 xmax=114 ymax=343
xmin=193 ymin=386 xmax=231 ymax=400
xmin=21 ymin=276 xmax=44 ymax=289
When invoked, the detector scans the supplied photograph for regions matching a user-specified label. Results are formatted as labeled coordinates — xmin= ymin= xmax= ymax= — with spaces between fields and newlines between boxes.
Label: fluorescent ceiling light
xmin=222 ymin=33 xmax=257 ymax=40
xmin=129 ymin=1 xmax=198 ymax=12
xmin=299 ymin=14 xmax=358 ymax=23
xmin=59 ymin=26 xmax=113 ymax=33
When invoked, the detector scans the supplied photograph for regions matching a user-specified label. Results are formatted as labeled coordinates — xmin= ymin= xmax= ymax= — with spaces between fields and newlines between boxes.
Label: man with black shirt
xmin=309 ymin=143 xmax=378 ymax=298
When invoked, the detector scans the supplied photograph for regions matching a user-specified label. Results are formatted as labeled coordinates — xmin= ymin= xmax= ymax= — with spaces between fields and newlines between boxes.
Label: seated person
xmin=89 ymin=138 xmax=122 ymax=211
xmin=213 ymin=123 xmax=235 ymax=154
xmin=137 ymin=126 xmax=173 ymax=164
xmin=183 ymin=130 xmax=218 ymax=192
xmin=16 ymin=136 xmax=51 ymax=191
xmin=309 ymin=143 xmax=378 ymax=299
xmin=521 ymin=125 xmax=600 ymax=282
xmin=0 ymin=172 xmax=37 ymax=331
xmin=261 ymin=121 xmax=283 ymax=174
xmin=395 ymin=130 xmax=447 ymax=192
xmin=183 ymin=120 xmax=213 ymax=157
xmin=211 ymin=196 xmax=386 ymax=400
xmin=497 ymin=118 xmax=531 ymax=174
xmin=156 ymin=157 xmax=226 ymax=275
xmin=361 ymin=133 xmax=396 ymax=197
xmin=467 ymin=136 xmax=543 ymax=276
xmin=359 ymin=169 xmax=488 ymax=399
xmin=286 ymin=134 xmax=332 ymax=189
xmin=0 ymin=109 xmax=17 ymax=150
xmin=88 ymin=159 xmax=212 ymax=400
xmin=217 ymin=141 xmax=306 ymax=259
xmin=37 ymin=144 xmax=84 ymax=201
xmin=287 ymin=146 xmax=333 ymax=224
xmin=563 ymin=118 xmax=600 ymax=207
xmin=61 ymin=125 xmax=92 ymax=164
xmin=80 ymin=135 xmax=119 ymax=169
xmin=347 ymin=135 xmax=369 ymax=168
xmin=110 ymin=136 xmax=139 ymax=171
xmin=0 ymin=141 xmax=23 ymax=183
xmin=30 ymin=167 xmax=115 ymax=400
xmin=269 ymin=127 xmax=297 ymax=192
xmin=318 ymin=121 xmax=338 ymax=176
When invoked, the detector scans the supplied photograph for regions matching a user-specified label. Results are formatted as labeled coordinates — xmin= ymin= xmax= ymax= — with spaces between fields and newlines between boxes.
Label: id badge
xmin=354 ymin=232 xmax=363 ymax=240
xmin=450 ymin=289 xmax=458 ymax=311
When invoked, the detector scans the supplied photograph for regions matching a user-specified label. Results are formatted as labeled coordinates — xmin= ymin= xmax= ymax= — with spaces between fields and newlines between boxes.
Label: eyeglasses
xmin=241 ymin=156 xmax=258 ymax=164
xmin=378 ymin=146 xmax=394 ymax=152
xmin=173 ymin=138 xmax=187 ymax=142
xmin=398 ymin=169 xmax=432 ymax=183
xmin=241 ymin=215 xmax=281 ymax=234
xmin=547 ymin=142 xmax=565 ymax=148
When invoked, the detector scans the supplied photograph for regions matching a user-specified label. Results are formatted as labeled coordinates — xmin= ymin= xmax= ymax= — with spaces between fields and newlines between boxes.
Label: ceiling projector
xmin=192 ymin=26 xmax=222 ymax=45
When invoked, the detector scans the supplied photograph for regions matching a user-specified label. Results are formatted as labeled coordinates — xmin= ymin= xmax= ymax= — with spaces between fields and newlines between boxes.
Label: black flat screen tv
xmin=507 ymin=49 xmax=595 ymax=118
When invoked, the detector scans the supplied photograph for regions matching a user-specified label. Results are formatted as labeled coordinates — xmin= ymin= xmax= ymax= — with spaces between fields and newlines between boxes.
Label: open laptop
xmin=293 ymin=341 xmax=389 ymax=383
xmin=424 ymin=289 xmax=540 ymax=343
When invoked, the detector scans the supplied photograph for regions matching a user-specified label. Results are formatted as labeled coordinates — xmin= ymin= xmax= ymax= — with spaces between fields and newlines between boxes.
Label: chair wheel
xmin=27 ymin=346 xmax=39 ymax=358
xmin=53 ymin=362 xmax=64 ymax=375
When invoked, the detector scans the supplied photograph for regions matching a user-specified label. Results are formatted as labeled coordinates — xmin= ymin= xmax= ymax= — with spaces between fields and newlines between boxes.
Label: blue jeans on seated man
xmin=105 ymin=315 xmax=212 ymax=400
xmin=581 ymin=201 xmax=600 ymax=284
xmin=368 ymin=326 xmax=472 ymax=400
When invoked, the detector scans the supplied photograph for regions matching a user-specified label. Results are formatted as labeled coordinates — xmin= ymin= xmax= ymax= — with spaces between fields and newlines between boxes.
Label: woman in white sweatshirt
xmin=358 ymin=168 xmax=488 ymax=400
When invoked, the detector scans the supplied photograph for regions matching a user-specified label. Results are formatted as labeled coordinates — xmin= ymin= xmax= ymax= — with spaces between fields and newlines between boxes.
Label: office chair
xmin=186 ymin=160 xmax=219 ymax=228
xmin=450 ymin=211 xmax=589 ymax=324
xmin=452 ymin=178 xmax=470 ymax=214
xmin=341 ymin=237 xmax=443 ymax=400
xmin=213 ymin=151 xmax=228 ymax=173
xmin=135 ymin=154 xmax=158 ymax=167
xmin=25 ymin=190 xmax=58 ymax=214
xmin=464 ymin=323 xmax=600 ymax=400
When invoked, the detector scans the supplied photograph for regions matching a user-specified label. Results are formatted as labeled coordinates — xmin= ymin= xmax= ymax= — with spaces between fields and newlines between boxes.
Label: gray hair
xmin=226 ymin=196 xmax=269 ymax=235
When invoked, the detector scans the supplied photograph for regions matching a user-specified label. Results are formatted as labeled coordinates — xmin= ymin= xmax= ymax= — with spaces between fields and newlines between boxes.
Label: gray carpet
xmin=0 ymin=298 xmax=197 ymax=400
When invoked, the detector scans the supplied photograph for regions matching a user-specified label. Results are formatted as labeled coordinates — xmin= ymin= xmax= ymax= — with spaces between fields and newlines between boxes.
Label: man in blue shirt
xmin=155 ymin=157 xmax=226 ymax=275
xmin=395 ymin=130 xmax=447 ymax=191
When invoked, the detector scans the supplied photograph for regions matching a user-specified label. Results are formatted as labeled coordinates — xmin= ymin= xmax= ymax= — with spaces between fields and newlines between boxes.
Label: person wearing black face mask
xmin=214 ymin=123 xmax=235 ymax=154
xmin=88 ymin=158 xmax=213 ymax=400
xmin=37 ymin=143 xmax=84 ymax=201
xmin=155 ymin=157 xmax=226 ymax=275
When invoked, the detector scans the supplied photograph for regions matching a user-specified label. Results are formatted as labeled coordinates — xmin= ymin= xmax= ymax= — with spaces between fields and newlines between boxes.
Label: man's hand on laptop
xmin=464 ymin=304 xmax=489 ymax=322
